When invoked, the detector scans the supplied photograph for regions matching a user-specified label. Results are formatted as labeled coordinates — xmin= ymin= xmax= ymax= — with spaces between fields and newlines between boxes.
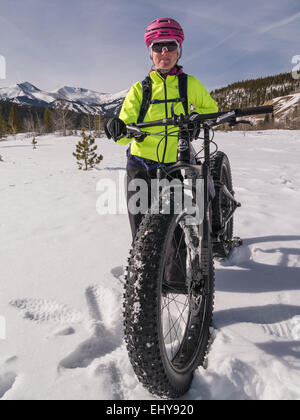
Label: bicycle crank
xmin=227 ymin=236 xmax=243 ymax=247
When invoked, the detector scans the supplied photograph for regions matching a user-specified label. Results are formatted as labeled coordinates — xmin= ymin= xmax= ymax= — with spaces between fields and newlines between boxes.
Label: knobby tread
xmin=123 ymin=204 xmax=215 ymax=399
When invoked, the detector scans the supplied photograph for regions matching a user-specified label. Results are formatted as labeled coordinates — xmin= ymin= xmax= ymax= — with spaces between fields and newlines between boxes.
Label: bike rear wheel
xmin=123 ymin=198 xmax=214 ymax=398
xmin=210 ymin=151 xmax=234 ymax=258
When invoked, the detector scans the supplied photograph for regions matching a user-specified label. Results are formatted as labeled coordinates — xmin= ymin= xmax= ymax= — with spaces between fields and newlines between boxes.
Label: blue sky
xmin=0 ymin=0 xmax=299 ymax=94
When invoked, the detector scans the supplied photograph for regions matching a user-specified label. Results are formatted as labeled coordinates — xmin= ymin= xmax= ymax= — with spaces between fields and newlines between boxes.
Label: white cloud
xmin=258 ymin=10 xmax=300 ymax=34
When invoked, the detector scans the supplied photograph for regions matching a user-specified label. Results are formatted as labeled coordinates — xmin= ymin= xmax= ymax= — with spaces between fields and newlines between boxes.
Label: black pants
xmin=126 ymin=154 xmax=187 ymax=286
xmin=126 ymin=155 xmax=158 ymax=239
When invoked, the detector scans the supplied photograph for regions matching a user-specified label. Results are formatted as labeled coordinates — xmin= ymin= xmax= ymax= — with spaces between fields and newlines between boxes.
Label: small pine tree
xmin=0 ymin=154 xmax=3 ymax=162
xmin=73 ymin=128 xmax=103 ymax=170
xmin=32 ymin=137 xmax=38 ymax=149
xmin=0 ymin=108 xmax=7 ymax=139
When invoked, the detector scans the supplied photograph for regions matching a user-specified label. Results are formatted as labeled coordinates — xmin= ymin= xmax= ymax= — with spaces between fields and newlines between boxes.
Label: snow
xmin=0 ymin=81 xmax=128 ymax=113
xmin=0 ymin=129 xmax=300 ymax=400
xmin=271 ymin=92 xmax=300 ymax=119
xmin=0 ymin=82 xmax=55 ymax=104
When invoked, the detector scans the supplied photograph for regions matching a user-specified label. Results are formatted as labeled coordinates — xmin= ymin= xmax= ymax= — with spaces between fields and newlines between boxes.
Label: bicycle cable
xmin=193 ymin=126 xmax=218 ymax=161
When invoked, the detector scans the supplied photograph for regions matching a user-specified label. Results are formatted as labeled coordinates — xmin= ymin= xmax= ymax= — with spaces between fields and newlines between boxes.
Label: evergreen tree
xmin=32 ymin=137 xmax=38 ymax=149
xmin=8 ymin=105 xmax=22 ymax=134
xmin=43 ymin=108 xmax=53 ymax=133
xmin=73 ymin=128 xmax=103 ymax=170
xmin=94 ymin=113 xmax=103 ymax=137
xmin=0 ymin=107 xmax=7 ymax=139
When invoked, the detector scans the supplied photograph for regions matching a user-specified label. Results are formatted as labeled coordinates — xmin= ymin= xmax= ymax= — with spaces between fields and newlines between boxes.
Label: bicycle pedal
xmin=231 ymin=237 xmax=243 ymax=247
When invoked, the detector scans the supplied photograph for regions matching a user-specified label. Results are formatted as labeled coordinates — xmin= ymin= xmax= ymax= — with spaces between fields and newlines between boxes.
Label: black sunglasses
xmin=151 ymin=42 xmax=178 ymax=53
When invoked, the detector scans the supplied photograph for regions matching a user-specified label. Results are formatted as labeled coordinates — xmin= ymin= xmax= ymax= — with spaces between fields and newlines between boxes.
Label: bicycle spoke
xmin=162 ymin=293 xmax=189 ymax=359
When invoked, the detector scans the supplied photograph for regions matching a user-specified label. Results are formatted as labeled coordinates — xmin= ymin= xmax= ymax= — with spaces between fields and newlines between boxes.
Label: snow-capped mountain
xmin=0 ymin=82 xmax=128 ymax=116
xmin=1 ymin=73 xmax=299 ymax=126
xmin=0 ymin=82 xmax=56 ymax=107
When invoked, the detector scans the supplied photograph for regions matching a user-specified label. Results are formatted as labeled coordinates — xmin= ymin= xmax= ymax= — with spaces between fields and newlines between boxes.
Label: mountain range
xmin=1 ymin=72 xmax=300 ymax=128
xmin=0 ymin=81 xmax=128 ymax=116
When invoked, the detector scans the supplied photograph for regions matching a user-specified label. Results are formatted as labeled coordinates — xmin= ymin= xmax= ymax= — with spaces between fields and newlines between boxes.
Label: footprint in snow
xmin=0 ymin=371 xmax=17 ymax=399
xmin=93 ymin=360 xmax=125 ymax=400
xmin=262 ymin=315 xmax=300 ymax=340
xmin=10 ymin=284 xmax=123 ymax=372
xmin=279 ymin=176 xmax=296 ymax=190
xmin=10 ymin=298 xmax=84 ymax=325
xmin=58 ymin=285 xmax=123 ymax=370
xmin=110 ymin=266 xmax=125 ymax=284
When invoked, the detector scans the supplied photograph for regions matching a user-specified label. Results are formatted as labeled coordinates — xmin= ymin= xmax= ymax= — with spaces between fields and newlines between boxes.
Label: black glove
xmin=188 ymin=113 xmax=201 ymax=140
xmin=104 ymin=117 xmax=127 ymax=141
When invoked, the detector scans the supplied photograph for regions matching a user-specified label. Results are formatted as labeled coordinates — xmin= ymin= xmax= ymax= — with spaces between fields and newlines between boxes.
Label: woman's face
xmin=152 ymin=47 xmax=178 ymax=71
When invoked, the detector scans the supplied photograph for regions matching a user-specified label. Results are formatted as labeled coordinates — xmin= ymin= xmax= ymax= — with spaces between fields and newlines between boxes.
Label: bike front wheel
xmin=123 ymin=199 xmax=214 ymax=399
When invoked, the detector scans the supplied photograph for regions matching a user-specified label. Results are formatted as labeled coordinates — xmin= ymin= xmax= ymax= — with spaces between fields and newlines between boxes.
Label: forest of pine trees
xmin=211 ymin=72 xmax=300 ymax=111
xmin=0 ymin=71 xmax=299 ymax=137
xmin=0 ymin=100 xmax=105 ymax=139
xmin=210 ymin=72 xmax=300 ymax=130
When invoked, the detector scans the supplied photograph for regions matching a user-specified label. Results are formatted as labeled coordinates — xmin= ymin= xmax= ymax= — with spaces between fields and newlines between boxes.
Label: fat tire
xmin=123 ymin=203 xmax=214 ymax=399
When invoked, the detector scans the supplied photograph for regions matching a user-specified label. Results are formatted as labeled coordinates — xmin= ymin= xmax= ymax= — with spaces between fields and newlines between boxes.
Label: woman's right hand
xmin=104 ymin=117 xmax=127 ymax=141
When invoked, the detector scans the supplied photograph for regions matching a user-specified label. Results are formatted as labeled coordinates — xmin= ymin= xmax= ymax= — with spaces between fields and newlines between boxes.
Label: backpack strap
xmin=137 ymin=73 xmax=189 ymax=123
xmin=137 ymin=76 xmax=152 ymax=124
xmin=178 ymin=73 xmax=189 ymax=115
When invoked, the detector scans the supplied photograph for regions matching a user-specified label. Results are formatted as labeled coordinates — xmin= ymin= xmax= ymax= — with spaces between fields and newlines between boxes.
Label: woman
xmin=105 ymin=17 xmax=218 ymax=239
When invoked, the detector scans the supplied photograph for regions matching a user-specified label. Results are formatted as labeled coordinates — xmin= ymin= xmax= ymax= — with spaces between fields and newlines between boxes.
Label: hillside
xmin=211 ymin=72 xmax=300 ymax=110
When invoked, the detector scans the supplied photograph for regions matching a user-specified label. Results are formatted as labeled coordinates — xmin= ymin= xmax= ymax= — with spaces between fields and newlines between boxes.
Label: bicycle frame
xmin=124 ymin=104 xmax=273 ymax=254
xmin=122 ymin=104 xmax=274 ymax=398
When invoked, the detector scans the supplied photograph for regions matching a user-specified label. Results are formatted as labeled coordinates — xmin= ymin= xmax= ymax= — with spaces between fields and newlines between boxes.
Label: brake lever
xmin=126 ymin=124 xmax=148 ymax=143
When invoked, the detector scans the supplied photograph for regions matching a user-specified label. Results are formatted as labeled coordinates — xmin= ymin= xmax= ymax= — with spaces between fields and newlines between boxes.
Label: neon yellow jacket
xmin=118 ymin=71 xmax=218 ymax=163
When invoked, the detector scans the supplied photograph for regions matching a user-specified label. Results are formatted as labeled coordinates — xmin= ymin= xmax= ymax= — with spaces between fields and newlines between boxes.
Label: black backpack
xmin=137 ymin=73 xmax=189 ymax=124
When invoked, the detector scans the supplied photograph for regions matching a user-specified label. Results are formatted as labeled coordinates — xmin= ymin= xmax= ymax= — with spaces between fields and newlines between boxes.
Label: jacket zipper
xmin=162 ymin=79 xmax=168 ymax=163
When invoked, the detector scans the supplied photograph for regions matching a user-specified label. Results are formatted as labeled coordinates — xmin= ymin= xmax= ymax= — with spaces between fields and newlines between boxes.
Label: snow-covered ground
xmin=0 ymin=130 xmax=299 ymax=400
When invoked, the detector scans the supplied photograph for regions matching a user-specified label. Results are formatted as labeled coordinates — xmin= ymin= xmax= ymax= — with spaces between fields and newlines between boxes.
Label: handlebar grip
xmin=235 ymin=105 xmax=273 ymax=117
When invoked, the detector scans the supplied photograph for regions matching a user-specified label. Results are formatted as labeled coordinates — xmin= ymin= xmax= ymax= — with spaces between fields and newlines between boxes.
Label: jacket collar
xmin=149 ymin=65 xmax=184 ymax=79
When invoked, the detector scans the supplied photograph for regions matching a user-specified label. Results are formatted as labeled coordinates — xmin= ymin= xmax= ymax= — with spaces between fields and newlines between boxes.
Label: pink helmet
xmin=144 ymin=18 xmax=185 ymax=47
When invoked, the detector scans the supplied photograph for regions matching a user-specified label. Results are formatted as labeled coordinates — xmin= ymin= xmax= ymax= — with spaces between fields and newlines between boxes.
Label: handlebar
xmin=190 ymin=105 xmax=274 ymax=125
xmin=125 ymin=105 xmax=274 ymax=139
xmin=234 ymin=105 xmax=274 ymax=117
